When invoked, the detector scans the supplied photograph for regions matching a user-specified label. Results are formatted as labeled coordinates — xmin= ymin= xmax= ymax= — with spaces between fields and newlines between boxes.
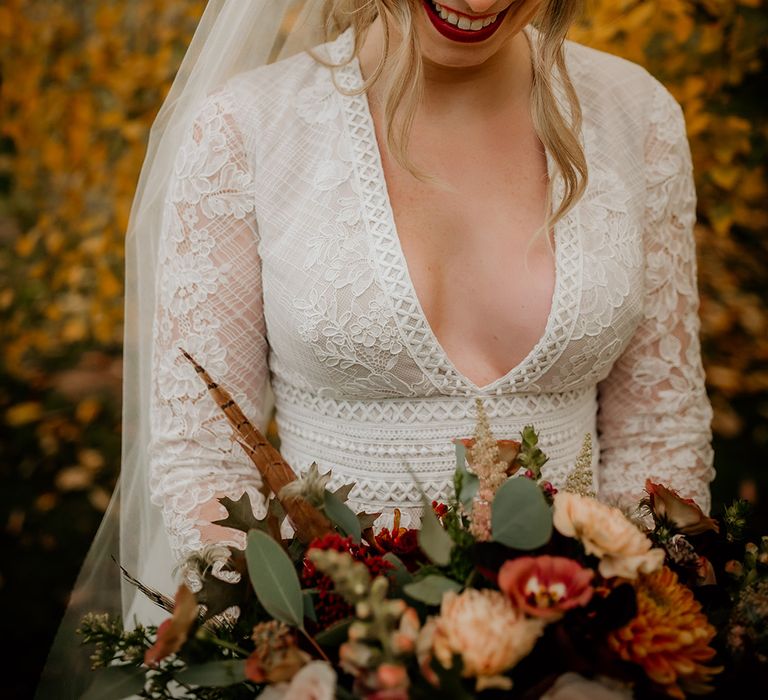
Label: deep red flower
xmin=302 ymin=533 xmax=393 ymax=628
xmin=432 ymin=501 xmax=449 ymax=519
xmin=373 ymin=509 xmax=425 ymax=572
xmin=498 ymin=555 xmax=594 ymax=621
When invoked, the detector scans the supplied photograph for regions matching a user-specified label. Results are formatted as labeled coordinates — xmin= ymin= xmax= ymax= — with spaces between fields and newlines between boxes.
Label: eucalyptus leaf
xmin=80 ymin=665 xmax=146 ymax=700
xmin=323 ymin=489 xmax=362 ymax=542
xmin=246 ymin=530 xmax=304 ymax=628
xmin=383 ymin=552 xmax=413 ymax=588
xmin=303 ymin=589 xmax=317 ymax=623
xmin=491 ymin=477 xmax=552 ymax=550
xmin=418 ymin=497 xmax=453 ymax=566
xmin=176 ymin=660 xmax=247 ymax=687
xmin=453 ymin=441 xmax=478 ymax=509
xmin=315 ymin=617 xmax=353 ymax=647
xmin=403 ymin=574 xmax=461 ymax=606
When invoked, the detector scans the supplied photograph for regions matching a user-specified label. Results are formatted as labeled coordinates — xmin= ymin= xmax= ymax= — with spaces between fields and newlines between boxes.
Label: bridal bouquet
xmin=78 ymin=352 xmax=768 ymax=699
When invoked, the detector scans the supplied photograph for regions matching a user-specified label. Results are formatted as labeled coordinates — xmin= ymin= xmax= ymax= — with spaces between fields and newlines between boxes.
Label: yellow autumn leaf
xmin=76 ymin=398 xmax=102 ymax=424
xmin=6 ymin=402 xmax=44 ymax=426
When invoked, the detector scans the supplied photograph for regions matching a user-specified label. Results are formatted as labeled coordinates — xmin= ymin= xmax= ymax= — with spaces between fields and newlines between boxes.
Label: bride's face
xmin=410 ymin=0 xmax=544 ymax=67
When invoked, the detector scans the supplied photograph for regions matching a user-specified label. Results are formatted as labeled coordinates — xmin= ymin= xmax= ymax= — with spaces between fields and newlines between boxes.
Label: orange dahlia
xmin=607 ymin=566 xmax=722 ymax=699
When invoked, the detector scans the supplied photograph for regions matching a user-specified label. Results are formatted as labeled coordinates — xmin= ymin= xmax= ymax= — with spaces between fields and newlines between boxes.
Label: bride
xmin=38 ymin=0 xmax=715 ymax=695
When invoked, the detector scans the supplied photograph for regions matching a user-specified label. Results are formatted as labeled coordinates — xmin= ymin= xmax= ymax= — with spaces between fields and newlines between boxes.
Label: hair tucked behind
xmin=309 ymin=0 xmax=587 ymax=255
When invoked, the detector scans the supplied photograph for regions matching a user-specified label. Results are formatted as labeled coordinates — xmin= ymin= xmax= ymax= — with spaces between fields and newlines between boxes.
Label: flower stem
xmin=208 ymin=636 xmax=250 ymax=657
xmin=300 ymin=627 xmax=330 ymax=662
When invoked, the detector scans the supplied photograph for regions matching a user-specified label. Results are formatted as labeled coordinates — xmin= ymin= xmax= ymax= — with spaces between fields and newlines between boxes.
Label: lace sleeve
xmin=595 ymin=80 xmax=716 ymax=515
xmin=149 ymin=85 xmax=270 ymax=566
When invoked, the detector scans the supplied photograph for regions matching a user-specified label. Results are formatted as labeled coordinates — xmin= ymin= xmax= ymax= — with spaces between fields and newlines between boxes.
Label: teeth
xmin=431 ymin=1 xmax=499 ymax=31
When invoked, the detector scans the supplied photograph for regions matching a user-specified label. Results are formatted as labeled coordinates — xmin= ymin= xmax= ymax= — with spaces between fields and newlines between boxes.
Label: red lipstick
xmin=422 ymin=0 xmax=511 ymax=44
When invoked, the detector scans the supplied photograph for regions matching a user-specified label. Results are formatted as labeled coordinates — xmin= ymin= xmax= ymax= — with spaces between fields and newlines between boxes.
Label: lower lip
xmin=422 ymin=0 xmax=511 ymax=44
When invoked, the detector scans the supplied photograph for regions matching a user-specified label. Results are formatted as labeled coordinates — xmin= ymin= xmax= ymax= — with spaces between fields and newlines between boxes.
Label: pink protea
xmin=418 ymin=589 xmax=545 ymax=691
xmin=498 ymin=556 xmax=594 ymax=621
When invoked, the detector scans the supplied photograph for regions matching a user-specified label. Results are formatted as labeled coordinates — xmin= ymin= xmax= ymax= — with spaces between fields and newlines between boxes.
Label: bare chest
xmin=374 ymin=110 xmax=557 ymax=389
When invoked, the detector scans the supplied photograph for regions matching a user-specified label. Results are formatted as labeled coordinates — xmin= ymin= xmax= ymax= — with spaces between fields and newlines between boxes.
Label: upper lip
xmin=431 ymin=2 xmax=503 ymax=20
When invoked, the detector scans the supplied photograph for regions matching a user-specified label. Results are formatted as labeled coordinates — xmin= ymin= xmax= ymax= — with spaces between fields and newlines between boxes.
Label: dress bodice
xmin=149 ymin=25 xmax=715 ymax=562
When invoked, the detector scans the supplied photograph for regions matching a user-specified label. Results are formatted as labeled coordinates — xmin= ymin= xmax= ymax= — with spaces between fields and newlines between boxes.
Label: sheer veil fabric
xmin=36 ymin=2 xmax=325 ymax=696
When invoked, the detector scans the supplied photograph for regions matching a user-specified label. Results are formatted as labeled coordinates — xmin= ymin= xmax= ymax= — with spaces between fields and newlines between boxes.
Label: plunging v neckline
xmin=332 ymin=25 xmax=584 ymax=395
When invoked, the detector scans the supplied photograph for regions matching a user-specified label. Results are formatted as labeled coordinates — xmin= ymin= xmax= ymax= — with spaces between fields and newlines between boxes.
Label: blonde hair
xmin=309 ymin=0 xmax=588 ymax=259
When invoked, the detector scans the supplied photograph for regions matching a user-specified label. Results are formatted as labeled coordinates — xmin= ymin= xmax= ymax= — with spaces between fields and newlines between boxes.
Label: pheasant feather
xmin=179 ymin=348 xmax=333 ymax=543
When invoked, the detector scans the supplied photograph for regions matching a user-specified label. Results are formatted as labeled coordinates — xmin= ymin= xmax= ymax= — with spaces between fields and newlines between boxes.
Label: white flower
xmin=257 ymin=661 xmax=336 ymax=700
xmin=541 ymin=672 xmax=634 ymax=700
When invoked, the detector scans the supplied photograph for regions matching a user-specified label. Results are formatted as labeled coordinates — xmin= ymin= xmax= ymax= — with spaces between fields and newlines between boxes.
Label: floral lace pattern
xmin=149 ymin=27 xmax=715 ymax=564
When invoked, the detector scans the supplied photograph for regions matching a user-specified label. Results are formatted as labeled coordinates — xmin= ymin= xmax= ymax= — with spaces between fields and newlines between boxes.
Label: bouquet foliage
xmin=78 ymin=352 xmax=768 ymax=699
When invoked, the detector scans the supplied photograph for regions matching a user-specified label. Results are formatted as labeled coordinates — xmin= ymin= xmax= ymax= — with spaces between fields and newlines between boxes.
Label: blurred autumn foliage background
xmin=1 ymin=0 xmax=766 ymax=697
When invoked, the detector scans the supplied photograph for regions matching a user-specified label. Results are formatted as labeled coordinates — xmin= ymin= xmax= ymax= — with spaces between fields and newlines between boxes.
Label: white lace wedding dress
xmin=149 ymin=25 xmax=715 ymax=566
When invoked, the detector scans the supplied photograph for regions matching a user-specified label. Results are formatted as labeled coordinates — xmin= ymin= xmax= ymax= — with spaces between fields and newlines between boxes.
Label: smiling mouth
xmin=422 ymin=0 xmax=512 ymax=43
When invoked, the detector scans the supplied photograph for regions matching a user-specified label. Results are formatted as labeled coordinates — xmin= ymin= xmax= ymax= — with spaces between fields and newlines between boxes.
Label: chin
xmin=412 ymin=0 xmax=531 ymax=67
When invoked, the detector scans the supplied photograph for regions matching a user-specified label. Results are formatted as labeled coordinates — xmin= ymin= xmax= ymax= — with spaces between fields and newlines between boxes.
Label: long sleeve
xmin=149 ymin=85 xmax=271 ymax=565
xmin=595 ymin=79 xmax=716 ymax=515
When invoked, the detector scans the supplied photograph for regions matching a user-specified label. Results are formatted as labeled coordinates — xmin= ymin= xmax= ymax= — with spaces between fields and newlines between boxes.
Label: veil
xmin=35 ymin=1 xmax=329 ymax=696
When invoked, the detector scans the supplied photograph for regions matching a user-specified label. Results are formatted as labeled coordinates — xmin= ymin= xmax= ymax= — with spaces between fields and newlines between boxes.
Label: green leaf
xmin=357 ymin=511 xmax=382 ymax=531
xmin=517 ymin=425 xmax=549 ymax=480
xmin=431 ymin=654 xmax=473 ymax=699
xmin=266 ymin=497 xmax=287 ymax=529
xmin=335 ymin=687 xmax=358 ymax=700
xmin=246 ymin=530 xmax=304 ymax=628
xmin=213 ymin=492 xmax=262 ymax=533
xmin=383 ymin=552 xmax=413 ymax=589
xmin=333 ymin=482 xmax=355 ymax=502
xmin=197 ymin=570 xmax=247 ymax=622
xmin=323 ymin=489 xmax=362 ymax=542
xmin=418 ymin=497 xmax=453 ymax=566
xmin=491 ymin=477 xmax=552 ymax=550
xmin=286 ymin=537 xmax=307 ymax=565
xmin=453 ymin=441 xmax=478 ymax=509
xmin=81 ymin=666 xmax=146 ymax=700
xmin=175 ymin=660 xmax=247 ymax=687
xmin=197 ymin=548 xmax=248 ymax=621
xmin=315 ymin=617 xmax=353 ymax=647
xmin=403 ymin=574 xmax=461 ymax=606
xmin=303 ymin=590 xmax=317 ymax=623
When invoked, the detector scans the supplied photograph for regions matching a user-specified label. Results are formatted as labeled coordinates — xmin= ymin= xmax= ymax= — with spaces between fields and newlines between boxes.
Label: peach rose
xmin=553 ymin=492 xmax=664 ymax=580
xmin=419 ymin=589 xmax=545 ymax=691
